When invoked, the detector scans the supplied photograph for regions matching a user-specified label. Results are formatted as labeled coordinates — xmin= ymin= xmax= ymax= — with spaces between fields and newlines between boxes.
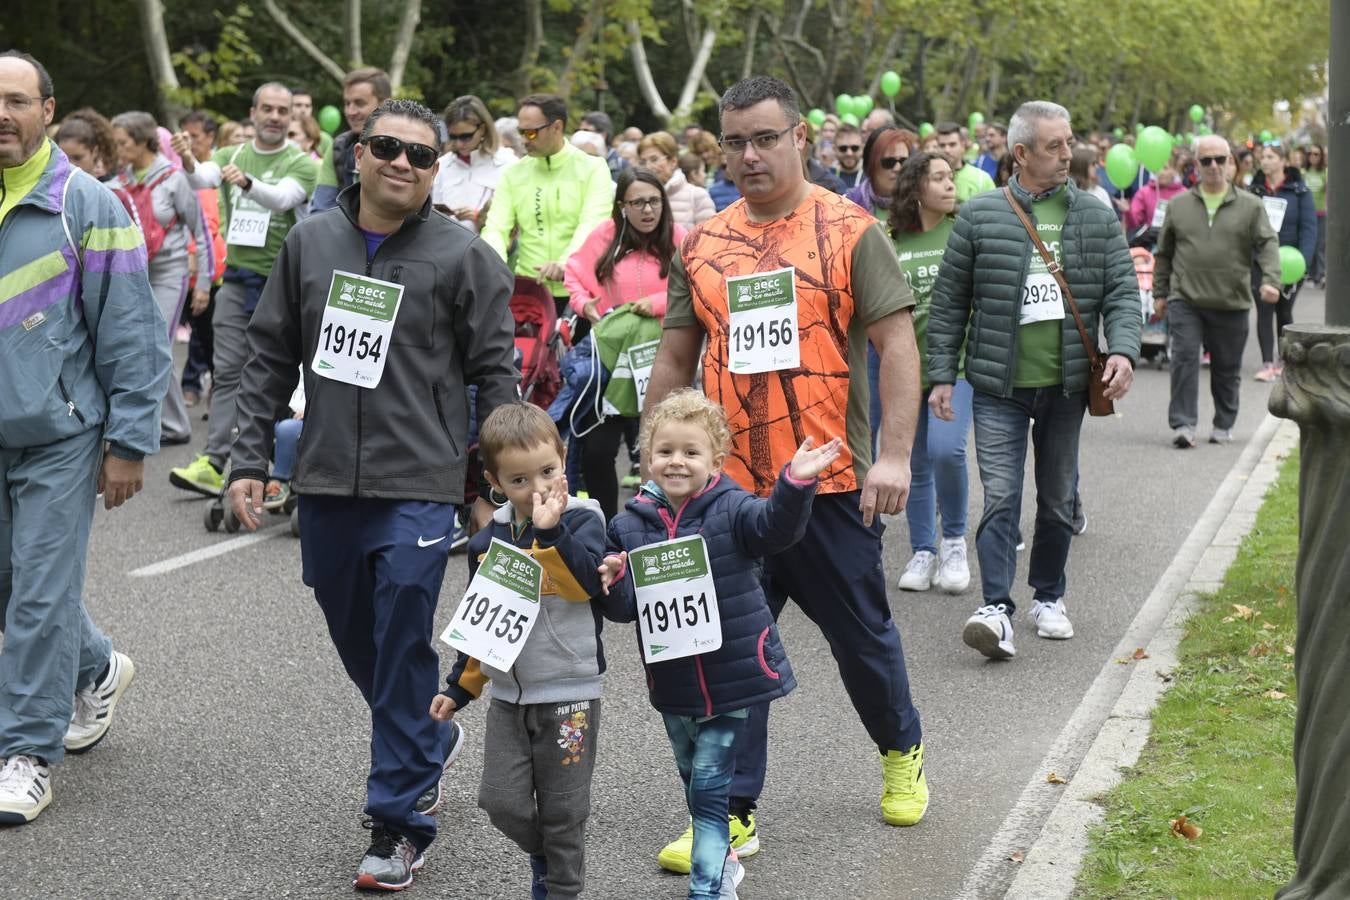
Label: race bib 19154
xmin=311 ymin=270 xmax=404 ymax=389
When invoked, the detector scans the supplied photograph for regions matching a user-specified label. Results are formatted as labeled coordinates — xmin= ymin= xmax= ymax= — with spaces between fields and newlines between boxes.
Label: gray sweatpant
xmin=205 ymin=279 xmax=251 ymax=465
xmin=148 ymin=259 xmax=191 ymax=443
xmin=1166 ymin=299 xmax=1250 ymax=431
xmin=0 ymin=427 xmax=113 ymax=763
xmin=479 ymin=697 xmax=601 ymax=900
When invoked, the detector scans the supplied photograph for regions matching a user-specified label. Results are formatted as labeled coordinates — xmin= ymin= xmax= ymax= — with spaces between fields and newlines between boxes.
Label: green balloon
xmin=968 ymin=111 xmax=985 ymax=128
xmin=840 ymin=112 xmax=860 ymax=127
xmin=318 ymin=105 xmax=341 ymax=134
xmin=854 ymin=95 xmax=874 ymax=117
xmin=835 ymin=93 xmax=851 ymax=117
xmin=1135 ymin=126 xmax=1174 ymax=173
xmin=1197 ymin=124 xmax=1211 ymax=136
xmin=1135 ymin=122 xmax=1146 ymax=133
xmin=880 ymin=71 xmax=902 ymax=98
xmin=918 ymin=122 xmax=935 ymax=138
xmin=1104 ymin=143 xmax=1138 ymax=191
xmin=807 ymin=108 xmax=826 ymax=127
xmin=1112 ymin=127 xmax=1125 ymax=139
xmin=1279 ymin=246 xmax=1307 ymax=285
xmin=1175 ymin=133 xmax=1185 ymax=144
xmin=1259 ymin=129 xmax=1275 ymax=143
xmin=1189 ymin=104 xmax=1205 ymax=123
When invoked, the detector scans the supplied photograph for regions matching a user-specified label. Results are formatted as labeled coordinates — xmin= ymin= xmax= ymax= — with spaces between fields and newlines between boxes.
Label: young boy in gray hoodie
xmin=432 ymin=403 xmax=624 ymax=900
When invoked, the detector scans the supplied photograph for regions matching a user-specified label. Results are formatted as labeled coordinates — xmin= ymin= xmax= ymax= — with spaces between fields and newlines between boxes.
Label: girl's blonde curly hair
xmin=640 ymin=388 xmax=731 ymax=457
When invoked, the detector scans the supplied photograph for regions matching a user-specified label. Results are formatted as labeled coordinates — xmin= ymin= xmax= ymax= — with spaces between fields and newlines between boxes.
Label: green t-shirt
xmin=1200 ymin=188 xmax=1226 ymax=224
xmin=953 ymin=163 xmax=996 ymax=204
xmin=894 ymin=216 xmax=956 ymax=388
xmin=213 ymin=141 xmax=318 ymax=274
xmin=1014 ymin=190 xmax=1069 ymax=388
xmin=1303 ymin=168 xmax=1326 ymax=214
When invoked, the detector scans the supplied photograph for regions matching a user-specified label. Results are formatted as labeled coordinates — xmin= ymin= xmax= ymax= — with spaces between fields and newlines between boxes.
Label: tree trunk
xmin=387 ymin=0 xmax=423 ymax=92
xmin=558 ymin=0 xmax=604 ymax=101
xmin=984 ymin=60 xmax=1001 ymax=114
xmin=673 ymin=18 xmax=720 ymax=121
xmin=133 ymin=0 xmax=185 ymax=125
xmin=262 ymin=0 xmax=346 ymax=86
xmin=344 ymin=0 xmax=362 ymax=68
xmin=518 ymin=0 xmax=544 ymax=96
xmin=627 ymin=19 xmax=673 ymax=121
xmin=740 ymin=13 xmax=760 ymax=81
xmin=951 ymin=45 xmax=982 ymax=121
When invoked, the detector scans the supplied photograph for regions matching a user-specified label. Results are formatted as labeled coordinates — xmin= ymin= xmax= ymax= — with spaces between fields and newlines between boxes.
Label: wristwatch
xmin=242 ymin=175 xmax=254 ymax=193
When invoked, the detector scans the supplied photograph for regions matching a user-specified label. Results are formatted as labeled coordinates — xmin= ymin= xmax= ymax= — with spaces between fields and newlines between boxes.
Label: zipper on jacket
xmin=432 ymin=385 xmax=461 ymax=456
xmin=693 ymin=655 xmax=714 ymax=716
xmin=57 ymin=375 xmax=87 ymax=425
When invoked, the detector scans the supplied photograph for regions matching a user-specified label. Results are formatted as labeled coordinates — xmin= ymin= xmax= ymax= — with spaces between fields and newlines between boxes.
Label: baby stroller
xmin=1131 ymin=247 xmax=1168 ymax=368
xmin=510 ymin=277 xmax=571 ymax=409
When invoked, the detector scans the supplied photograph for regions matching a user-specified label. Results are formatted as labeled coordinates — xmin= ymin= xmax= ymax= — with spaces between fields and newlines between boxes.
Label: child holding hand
xmin=431 ymin=402 xmax=623 ymax=900
xmin=599 ymin=389 xmax=842 ymax=900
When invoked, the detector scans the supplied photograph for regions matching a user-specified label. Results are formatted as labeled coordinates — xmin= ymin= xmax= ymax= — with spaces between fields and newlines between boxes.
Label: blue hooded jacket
xmin=606 ymin=469 xmax=813 ymax=717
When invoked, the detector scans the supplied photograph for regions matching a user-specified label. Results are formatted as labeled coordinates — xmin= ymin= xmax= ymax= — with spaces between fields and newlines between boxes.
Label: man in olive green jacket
xmin=929 ymin=100 xmax=1139 ymax=661
xmin=1153 ymin=134 xmax=1280 ymax=448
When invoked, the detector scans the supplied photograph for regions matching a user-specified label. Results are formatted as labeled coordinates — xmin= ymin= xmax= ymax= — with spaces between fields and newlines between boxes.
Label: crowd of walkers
xmin=0 ymin=42 xmax=1328 ymax=900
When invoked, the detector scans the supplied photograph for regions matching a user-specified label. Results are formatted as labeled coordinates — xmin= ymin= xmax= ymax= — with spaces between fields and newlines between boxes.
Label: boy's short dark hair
xmin=478 ymin=403 xmax=566 ymax=476
xmin=935 ymin=121 xmax=961 ymax=137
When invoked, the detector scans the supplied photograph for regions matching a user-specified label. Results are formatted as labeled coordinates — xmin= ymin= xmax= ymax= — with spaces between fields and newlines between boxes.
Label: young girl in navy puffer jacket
xmin=599 ymin=389 xmax=841 ymax=900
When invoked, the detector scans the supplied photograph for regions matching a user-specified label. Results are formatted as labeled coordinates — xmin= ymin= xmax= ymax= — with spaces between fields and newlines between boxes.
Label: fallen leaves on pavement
xmin=1046 ymin=772 xmax=1069 ymax=784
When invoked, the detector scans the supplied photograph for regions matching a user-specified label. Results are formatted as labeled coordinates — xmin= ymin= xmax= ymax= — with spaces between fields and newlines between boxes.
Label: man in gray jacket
xmin=929 ymin=100 xmax=1140 ymax=661
xmin=1153 ymin=134 xmax=1280 ymax=448
xmin=226 ymin=99 xmax=518 ymax=889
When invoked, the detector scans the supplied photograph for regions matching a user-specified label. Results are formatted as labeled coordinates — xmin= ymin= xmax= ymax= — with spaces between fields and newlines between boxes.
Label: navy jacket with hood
xmin=1249 ymin=166 xmax=1318 ymax=266
xmin=605 ymin=469 xmax=813 ymax=718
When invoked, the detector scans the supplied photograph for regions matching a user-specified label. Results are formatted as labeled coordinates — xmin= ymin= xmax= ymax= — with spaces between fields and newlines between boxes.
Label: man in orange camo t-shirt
xmin=642 ymin=76 xmax=930 ymax=869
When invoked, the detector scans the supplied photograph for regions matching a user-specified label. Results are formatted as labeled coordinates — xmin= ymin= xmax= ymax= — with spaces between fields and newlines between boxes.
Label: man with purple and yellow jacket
xmin=0 ymin=50 xmax=170 ymax=825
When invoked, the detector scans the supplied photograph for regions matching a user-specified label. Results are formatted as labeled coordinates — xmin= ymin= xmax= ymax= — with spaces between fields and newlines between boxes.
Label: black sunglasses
xmin=446 ymin=124 xmax=481 ymax=143
xmin=880 ymin=155 xmax=907 ymax=169
xmin=363 ymin=135 xmax=438 ymax=170
xmin=1198 ymin=155 xmax=1228 ymax=167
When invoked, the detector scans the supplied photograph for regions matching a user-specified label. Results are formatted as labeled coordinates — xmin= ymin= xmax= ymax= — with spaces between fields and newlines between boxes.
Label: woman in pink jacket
xmin=1126 ymin=150 xmax=1189 ymax=245
xmin=564 ymin=168 xmax=687 ymax=516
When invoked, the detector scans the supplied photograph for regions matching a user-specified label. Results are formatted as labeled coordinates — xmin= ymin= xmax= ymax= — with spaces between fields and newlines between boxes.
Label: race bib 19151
xmin=631 ymin=535 xmax=722 ymax=663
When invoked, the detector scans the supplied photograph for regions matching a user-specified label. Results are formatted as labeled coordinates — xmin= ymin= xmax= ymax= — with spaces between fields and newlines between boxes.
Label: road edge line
xmin=128 ymin=526 xmax=288 ymax=577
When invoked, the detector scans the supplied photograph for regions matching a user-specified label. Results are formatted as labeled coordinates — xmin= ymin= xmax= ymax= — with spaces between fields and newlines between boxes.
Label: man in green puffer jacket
xmin=1153 ymin=133 xmax=1280 ymax=449
xmin=928 ymin=100 xmax=1140 ymax=662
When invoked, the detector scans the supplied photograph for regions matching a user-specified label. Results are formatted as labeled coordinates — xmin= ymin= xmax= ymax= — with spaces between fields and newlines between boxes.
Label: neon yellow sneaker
xmin=880 ymin=743 xmax=929 ymax=826
xmin=169 ymin=454 xmax=223 ymax=497
xmin=656 ymin=813 xmax=760 ymax=874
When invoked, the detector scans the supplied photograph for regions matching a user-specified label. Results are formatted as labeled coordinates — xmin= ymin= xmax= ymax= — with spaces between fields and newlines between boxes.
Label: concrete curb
xmin=999 ymin=413 xmax=1299 ymax=898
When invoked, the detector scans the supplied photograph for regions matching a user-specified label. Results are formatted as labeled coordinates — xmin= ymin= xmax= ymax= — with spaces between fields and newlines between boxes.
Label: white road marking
xmin=129 ymin=526 xmax=288 ymax=577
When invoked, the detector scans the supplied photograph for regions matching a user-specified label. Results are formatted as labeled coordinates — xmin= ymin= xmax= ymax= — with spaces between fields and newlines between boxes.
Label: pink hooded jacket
xmin=1126 ymin=178 xmax=1188 ymax=233
xmin=564 ymin=218 xmax=688 ymax=319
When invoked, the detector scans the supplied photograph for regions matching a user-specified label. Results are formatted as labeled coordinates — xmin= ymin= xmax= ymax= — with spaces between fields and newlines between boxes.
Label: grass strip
xmin=1077 ymin=450 xmax=1300 ymax=899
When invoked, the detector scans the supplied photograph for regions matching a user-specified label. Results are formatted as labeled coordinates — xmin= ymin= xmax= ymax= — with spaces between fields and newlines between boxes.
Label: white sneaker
xmin=962 ymin=604 xmax=1015 ymax=659
xmin=718 ymin=854 xmax=745 ymax=899
xmin=936 ymin=538 xmax=970 ymax=593
xmin=65 ymin=650 xmax=136 ymax=754
xmin=1029 ymin=599 xmax=1075 ymax=639
xmin=0 ymin=755 xmax=52 ymax=824
xmin=897 ymin=551 xmax=938 ymax=591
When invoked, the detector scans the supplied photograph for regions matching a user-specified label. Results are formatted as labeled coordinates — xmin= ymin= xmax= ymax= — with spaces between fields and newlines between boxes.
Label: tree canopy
xmin=8 ymin=0 xmax=1329 ymax=137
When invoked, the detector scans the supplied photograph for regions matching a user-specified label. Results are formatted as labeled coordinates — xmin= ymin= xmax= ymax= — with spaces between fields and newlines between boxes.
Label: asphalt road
xmin=1 ymin=287 xmax=1320 ymax=899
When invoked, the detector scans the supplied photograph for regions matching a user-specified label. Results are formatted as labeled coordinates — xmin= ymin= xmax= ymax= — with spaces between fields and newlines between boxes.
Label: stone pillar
xmin=1270 ymin=327 xmax=1350 ymax=899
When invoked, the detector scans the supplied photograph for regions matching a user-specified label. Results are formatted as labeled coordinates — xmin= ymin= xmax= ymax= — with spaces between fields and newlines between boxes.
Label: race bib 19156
xmin=726 ymin=267 xmax=800 ymax=374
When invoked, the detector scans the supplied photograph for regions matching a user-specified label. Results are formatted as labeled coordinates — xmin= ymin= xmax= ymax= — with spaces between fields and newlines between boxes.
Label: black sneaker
xmin=354 ymin=823 xmax=424 ymax=891
xmin=413 ymin=720 xmax=466 ymax=816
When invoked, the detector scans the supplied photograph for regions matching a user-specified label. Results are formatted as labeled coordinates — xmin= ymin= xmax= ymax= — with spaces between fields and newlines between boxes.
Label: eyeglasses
xmin=0 ymin=93 xmax=49 ymax=114
xmin=880 ymin=156 xmax=907 ymax=170
xmin=638 ymin=156 xmax=670 ymax=169
xmin=1198 ymin=155 xmax=1228 ymax=168
xmin=518 ymin=121 xmax=556 ymax=142
xmin=362 ymin=135 xmax=438 ymax=170
xmin=623 ymin=197 xmax=662 ymax=212
xmin=836 ymin=144 xmax=862 ymax=154
xmin=718 ymin=124 xmax=796 ymax=156
xmin=445 ymin=124 xmax=481 ymax=143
